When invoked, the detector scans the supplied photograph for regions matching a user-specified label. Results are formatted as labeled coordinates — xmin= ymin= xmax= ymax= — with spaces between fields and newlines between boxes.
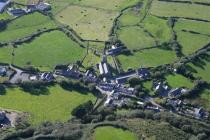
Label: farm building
xmin=0 ymin=1 xmax=10 ymax=13
xmin=36 ymin=2 xmax=51 ymax=11
xmin=8 ymin=9 xmax=26 ymax=17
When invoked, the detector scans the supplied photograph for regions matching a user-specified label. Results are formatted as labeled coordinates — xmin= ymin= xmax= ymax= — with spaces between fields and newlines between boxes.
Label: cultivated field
xmin=13 ymin=30 xmax=86 ymax=70
xmin=0 ymin=85 xmax=96 ymax=125
xmin=93 ymin=126 xmax=138 ymax=140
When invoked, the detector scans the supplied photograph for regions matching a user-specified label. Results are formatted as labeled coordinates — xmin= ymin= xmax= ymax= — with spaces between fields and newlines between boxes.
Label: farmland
xmin=117 ymin=48 xmax=177 ymax=70
xmin=0 ymin=12 xmax=56 ymax=42
xmin=13 ymin=30 xmax=86 ymax=70
xmin=0 ymin=46 xmax=13 ymax=64
xmin=150 ymin=1 xmax=210 ymax=21
xmin=0 ymin=85 xmax=96 ymax=125
xmin=93 ymin=126 xmax=138 ymax=140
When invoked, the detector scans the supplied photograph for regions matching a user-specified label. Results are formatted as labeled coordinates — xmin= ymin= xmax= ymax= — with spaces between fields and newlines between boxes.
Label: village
xmin=0 ymin=42 xmax=209 ymax=129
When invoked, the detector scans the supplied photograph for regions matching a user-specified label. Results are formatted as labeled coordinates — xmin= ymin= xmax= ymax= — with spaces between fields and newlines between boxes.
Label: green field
xmin=0 ymin=46 xmax=13 ymax=64
xmin=0 ymin=85 xmax=96 ymax=125
xmin=176 ymin=31 xmax=210 ymax=55
xmin=150 ymin=1 xmax=210 ymax=21
xmin=13 ymin=30 xmax=85 ymax=70
xmin=175 ymin=19 xmax=210 ymax=35
xmin=118 ymin=48 xmax=177 ymax=70
xmin=93 ymin=126 xmax=138 ymax=140
xmin=186 ymin=56 xmax=210 ymax=83
xmin=55 ymin=5 xmax=118 ymax=41
xmin=117 ymin=26 xmax=156 ymax=50
xmin=166 ymin=74 xmax=194 ymax=89
xmin=0 ymin=12 xmax=56 ymax=42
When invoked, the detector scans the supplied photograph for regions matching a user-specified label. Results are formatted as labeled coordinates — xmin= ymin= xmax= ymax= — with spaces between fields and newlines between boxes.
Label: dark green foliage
xmin=71 ymin=100 xmax=93 ymax=119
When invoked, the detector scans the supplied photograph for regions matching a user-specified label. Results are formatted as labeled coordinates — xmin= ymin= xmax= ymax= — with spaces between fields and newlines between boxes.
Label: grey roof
xmin=0 ymin=2 xmax=7 ymax=13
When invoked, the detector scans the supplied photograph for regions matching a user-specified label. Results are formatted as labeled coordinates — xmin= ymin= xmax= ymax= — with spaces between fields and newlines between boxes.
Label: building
xmin=169 ymin=88 xmax=187 ymax=98
xmin=98 ymin=55 xmax=109 ymax=76
xmin=36 ymin=2 xmax=51 ymax=11
xmin=137 ymin=68 xmax=150 ymax=79
xmin=0 ymin=67 xmax=6 ymax=76
xmin=106 ymin=45 xmax=123 ymax=55
xmin=0 ymin=1 xmax=10 ymax=13
xmin=40 ymin=72 xmax=54 ymax=81
xmin=8 ymin=9 xmax=26 ymax=17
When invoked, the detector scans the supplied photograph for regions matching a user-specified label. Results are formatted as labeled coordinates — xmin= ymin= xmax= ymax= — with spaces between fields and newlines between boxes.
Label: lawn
xmin=55 ymin=5 xmax=118 ymax=41
xmin=13 ymin=30 xmax=86 ymax=70
xmin=117 ymin=48 xmax=177 ymax=70
xmin=117 ymin=26 xmax=156 ymax=50
xmin=150 ymin=1 xmax=210 ymax=21
xmin=176 ymin=31 xmax=210 ymax=55
xmin=0 ymin=85 xmax=96 ymax=125
xmin=0 ymin=12 xmax=56 ymax=42
xmin=93 ymin=126 xmax=138 ymax=140
xmin=166 ymin=74 xmax=194 ymax=89
xmin=0 ymin=46 xmax=13 ymax=64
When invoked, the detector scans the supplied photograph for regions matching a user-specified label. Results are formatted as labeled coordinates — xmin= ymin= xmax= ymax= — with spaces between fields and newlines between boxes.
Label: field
xmin=0 ymin=85 xmax=96 ymax=125
xmin=166 ymin=74 xmax=194 ymax=89
xmin=13 ymin=30 xmax=86 ymax=70
xmin=0 ymin=46 xmax=13 ymax=64
xmin=93 ymin=126 xmax=138 ymax=140
xmin=117 ymin=26 xmax=156 ymax=50
xmin=0 ymin=12 xmax=56 ymax=42
xmin=117 ymin=48 xmax=177 ymax=70
xmin=150 ymin=1 xmax=210 ymax=21
xmin=55 ymin=5 xmax=118 ymax=41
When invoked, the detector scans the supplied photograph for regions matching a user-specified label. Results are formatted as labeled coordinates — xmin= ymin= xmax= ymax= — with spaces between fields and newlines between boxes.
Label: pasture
xmin=55 ymin=5 xmax=118 ymax=41
xmin=13 ymin=30 xmax=86 ymax=70
xmin=150 ymin=1 xmax=210 ymax=21
xmin=0 ymin=85 xmax=96 ymax=125
xmin=166 ymin=74 xmax=194 ymax=89
xmin=93 ymin=126 xmax=138 ymax=140
xmin=0 ymin=12 xmax=56 ymax=42
xmin=176 ymin=31 xmax=210 ymax=55
xmin=0 ymin=46 xmax=13 ymax=64
xmin=117 ymin=26 xmax=156 ymax=50
xmin=117 ymin=48 xmax=177 ymax=70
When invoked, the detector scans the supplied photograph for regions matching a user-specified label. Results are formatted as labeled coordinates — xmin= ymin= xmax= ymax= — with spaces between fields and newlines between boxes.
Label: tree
xmin=128 ymin=77 xmax=141 ymax=87
xmin=71 ymin=100 xmax=93 ymax=119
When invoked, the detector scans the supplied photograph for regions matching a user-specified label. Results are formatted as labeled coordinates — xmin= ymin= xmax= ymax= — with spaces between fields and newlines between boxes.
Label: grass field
xmin=0 ymin=46 xmax=13 ymax=64
xmin=13 ymin=30 xmax=86 ymax=70
xmin=186 ymin=57 xmax=210 ymax=83
xmin=150 ymin=1 xmax=210 ymax=21
xmin=117 ymin=48 xmax=177 ymax=70
xmin=176 ymin=31 xmax=210 ymax=55
xmin=175 ymin=19 xmax=210 ymax=35
xmin=166 ymin=74 xmax=194 ymax=89
xmin=93 ymin=126 xmax=138 ymax=140
xmin=72 ymin=0 xmax=140 ymax=11
xmin=140 ymin=15 xmax=171 ymax=43
xmin=0 ymin=12 xmax=56 ymax=42
xmin=0 ymin=85 xmax=96 ymax=125
xmin=55 ymin=5 xmax=118 ymax=41
xmin=119 ymin=8 xmax=141 ymax=26
xmin=117 ymin=26 xmax=156 ymax=50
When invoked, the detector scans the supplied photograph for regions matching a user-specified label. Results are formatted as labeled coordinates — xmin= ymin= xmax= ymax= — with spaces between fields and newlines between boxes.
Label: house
xmin=169 ymin=88 xmax=187 ymax=98
xmin=137 ymin=68 xmax=150 ymax=79
xmin=40 ymin=72 xmax=54 ymax=81
xmin=0 ymin=67 xmax=6 ymax=76
xmin=106 ymin=45 xmax=123 ymax=55
xmin=0 ymin=1 xmax=10 ymax=13
xmin=0 ymin=111 xmax=6 ymax=122
xmin=8 ymin=9 xmax=26 ymax=17
xmin=152 ymin=81 xmax=170 ymax=97
xmin=36 ymin=2 xmax=51 ymax=11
